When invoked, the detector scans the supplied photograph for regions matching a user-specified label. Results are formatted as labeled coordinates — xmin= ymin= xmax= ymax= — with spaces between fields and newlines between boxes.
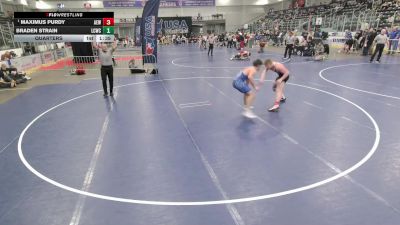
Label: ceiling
xmin=17 ymin=0 xmax=286 ymax=6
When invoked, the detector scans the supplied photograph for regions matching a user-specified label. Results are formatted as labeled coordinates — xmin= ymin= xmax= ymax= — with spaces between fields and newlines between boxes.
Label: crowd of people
xmin=0 ymin=63 xmax=31 ymax=89
xmin=340 ymin=26 xmax=399 ymax=59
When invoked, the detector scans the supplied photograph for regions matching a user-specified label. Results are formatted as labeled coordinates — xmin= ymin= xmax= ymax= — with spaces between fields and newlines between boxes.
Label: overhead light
xmin=20 ymin=0 xmax=28 ymax=5
xmin=255 ymin=0 xmax=269 ymax=5
xmin=36 ymin=0 xmax=51 ymax=9
xmin=218 ymin=0 xmax=231 ymax=5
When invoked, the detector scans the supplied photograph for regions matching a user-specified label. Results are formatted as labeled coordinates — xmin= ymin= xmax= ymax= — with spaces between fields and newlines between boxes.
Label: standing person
xmin=202 ymin=34 xmax=208 ymax=49
xmin=370 ymin=29 xmax=389 ymax=63
xmin=238 ymin=33 xmax=245 ymax=50
xmin=208 ymin=34 xmax=215 ymax=56
xmin=172 ymin=34 xmax=177 ymax=44
xmin=283 ymin=31 xmax=296 ymax=60
xmin=298 ymin=34 xmax=307 ymax=56
xmin=233 ymin=34 xmax=238 ymax=49
xmin=227 ymin=34 xmax=233 ymax=48
xmin=388 ymin=27 xmax=399 ymax=54
xmin=342 ymin=30 xmax=353 ymax=54
xmin=260 ymin=59 xmax=290 ymax=112
xmin=93 ymin=41 xmax=117 ymax=97
xmin=363 ymin=28 xmax=377 ymax=56
xmin=232 ymin=59 xmax=263 ymax=118
xmin=198 ymin=35 xmax=203 ymax=48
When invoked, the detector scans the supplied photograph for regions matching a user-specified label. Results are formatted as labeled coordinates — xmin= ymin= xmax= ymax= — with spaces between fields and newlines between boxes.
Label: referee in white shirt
xmin=370 ymin=29 xmax=389 ymax=63
xmin=208 ymin=34 xmax=216 ymax=56
xmin=93 ymin=41 xmax=117 ymax=96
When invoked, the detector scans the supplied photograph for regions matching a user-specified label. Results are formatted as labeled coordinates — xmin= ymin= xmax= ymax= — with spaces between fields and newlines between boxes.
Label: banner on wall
xmin=41 ymin=51 xmax=55 ymax=64
xmin=158 ymin=17 xmax=192 ymax=34
xmin=10 ymin=54 xmax=42 ymax=71
xmin=135 ymin=16 xmax=192 ymax=46
xmin=140 ymin=0 xmax=160 ymax=60
xmin=103 ymin=0 xmax=215 ymax=8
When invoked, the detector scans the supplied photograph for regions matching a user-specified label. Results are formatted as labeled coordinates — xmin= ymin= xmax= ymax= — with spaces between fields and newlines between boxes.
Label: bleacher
xmin=251 ymin=0 xmax=398 ymax=34
xmin=0 ymin=16 xmax=19 ymax=50
xmin=376 ymin=0 xmax=400 ymax=28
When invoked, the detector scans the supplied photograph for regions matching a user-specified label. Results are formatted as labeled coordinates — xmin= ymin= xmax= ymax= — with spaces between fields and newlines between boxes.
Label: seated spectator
xmin=1 ymin=64 xmax=31 ymax=84
xmin=314 ymin=42 xmax=327 ymax=61
xmin=1 ymin=51 xmax=11 ymax=61
xmin=0 ymin=69 xmax=17 ymax=88
xmin=128 ymin=59 xmax=146 ymax=74
xmin=0 ymin=78 xmax=16 ymax=88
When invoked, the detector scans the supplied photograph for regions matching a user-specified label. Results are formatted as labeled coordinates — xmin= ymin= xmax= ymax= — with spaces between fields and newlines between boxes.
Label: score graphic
xmin=13 ymin=12 xmax=115 ymax=42
xmin=102 ymin=18 xmax=114 ymax=35
xmin=103 ymin=18 xmax=114 ymax=26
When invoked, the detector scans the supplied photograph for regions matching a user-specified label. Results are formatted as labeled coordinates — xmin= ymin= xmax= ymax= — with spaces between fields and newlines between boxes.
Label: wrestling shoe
xmin=268 ymin=104 xmax=280 ymax=112
xmin=242 ymin=109 xmax=257 ymax=119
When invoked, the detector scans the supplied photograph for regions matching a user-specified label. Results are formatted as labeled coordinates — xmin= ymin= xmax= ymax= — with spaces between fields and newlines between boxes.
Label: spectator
xmin=298 ymin=35 xmax=307 ymax=56
xmin=227 ymin=35 xmax=233 ymax=48
xmin=0 ymin=72 xmax=16 ymax=89
xmin=1 ymin=64 xmax=31 ymax=83
xmin=1 ymin=51 xmax=11 ymax=61
xmin=0 ymin=67 xmax=17 ymax=88
xmin=363 ymin=28 xmax=377 ymax=56
xmin=208 ymin=34 xmax=216 ymax=56
xmin=283 ymin=31 xmax=296 ymax=60
xmin=342 ymin=30 xmax=353 ymax=54
xmin=314 ymin=42 xmax=327 ymax=61
xmin=388 ymin=27 xmax=399 ymax=54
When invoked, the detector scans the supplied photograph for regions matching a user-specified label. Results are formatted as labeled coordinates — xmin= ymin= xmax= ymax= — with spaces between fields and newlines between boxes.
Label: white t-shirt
xmin=208 ymin=36 xmax=216 ymax=44
xmin=374 ymin=34 xmax=388 ymax=44
xmin=98 ymin=49 xmax=113 ymax=66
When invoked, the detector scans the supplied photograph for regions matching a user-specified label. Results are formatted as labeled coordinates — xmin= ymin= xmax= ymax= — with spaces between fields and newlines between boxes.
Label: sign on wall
xmin=316 ymin=17 xmax=323 ymax=26
xmin=134 ymin=17 xmax=192 ymax=46
xmin=103 ymin=0 xmax=215 ymax=8
xmin=158 ymin=17 xmax=192 ymax=34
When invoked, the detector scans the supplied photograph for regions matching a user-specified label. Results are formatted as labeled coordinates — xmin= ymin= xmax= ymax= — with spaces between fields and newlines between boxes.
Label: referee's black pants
xmin=208 ymin=44 xmax=214 ymax=56
xmin=101 ymin=65 xmax=113 ymax=94
xmin=284 ymin=44 xmax=294 ymax=58
xmin=370 ymin=43 xmax=385 ymax=62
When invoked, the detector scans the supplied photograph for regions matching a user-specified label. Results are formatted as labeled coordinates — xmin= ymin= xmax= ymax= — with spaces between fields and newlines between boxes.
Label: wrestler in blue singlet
xmin=232 ymin=71 xmax=251 ymax=94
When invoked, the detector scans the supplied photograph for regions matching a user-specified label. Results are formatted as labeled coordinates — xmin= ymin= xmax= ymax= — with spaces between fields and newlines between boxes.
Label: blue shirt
xmin=345 ymin=32 xmax=352 ymax=39
xmin=389 ymin=30 xmax=399 ymax=39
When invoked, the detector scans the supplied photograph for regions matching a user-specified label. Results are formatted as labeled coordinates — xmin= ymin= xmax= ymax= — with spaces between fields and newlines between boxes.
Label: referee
xmin=93 ymin=41 xmax=117 ymax=96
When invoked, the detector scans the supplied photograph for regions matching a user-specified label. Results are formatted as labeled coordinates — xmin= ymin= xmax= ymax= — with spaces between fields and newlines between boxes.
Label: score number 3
xmin=103 ymin=18 xmax=114 ymax=26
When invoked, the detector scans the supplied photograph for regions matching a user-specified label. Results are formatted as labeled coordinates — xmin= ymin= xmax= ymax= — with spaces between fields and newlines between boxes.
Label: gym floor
xmin=1 ymin=45 xmax=400 ymax=225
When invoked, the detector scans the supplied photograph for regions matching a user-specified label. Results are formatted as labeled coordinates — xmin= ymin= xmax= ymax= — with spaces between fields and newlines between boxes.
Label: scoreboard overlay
xmin=14 ymin=12 xmax=115 ymax=42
